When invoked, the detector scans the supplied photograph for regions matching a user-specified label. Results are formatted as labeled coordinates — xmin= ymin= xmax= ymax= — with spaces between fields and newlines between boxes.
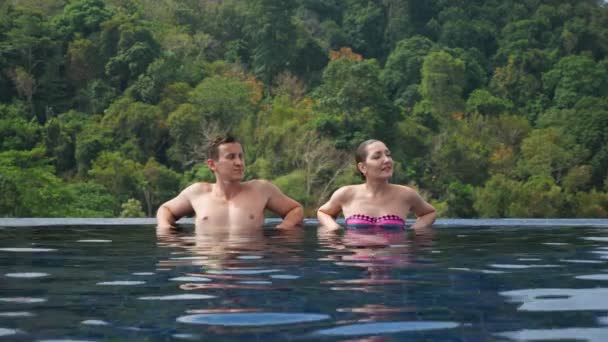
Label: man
xmin=156 ymin=135 xmax=304 ymax=234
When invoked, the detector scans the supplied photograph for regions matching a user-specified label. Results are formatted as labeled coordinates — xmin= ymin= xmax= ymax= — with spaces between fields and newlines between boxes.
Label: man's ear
xmin=206 ymin=159 xmax=216 ymax=171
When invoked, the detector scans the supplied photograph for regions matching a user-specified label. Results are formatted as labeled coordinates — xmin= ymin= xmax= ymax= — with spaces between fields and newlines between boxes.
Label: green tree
xmin=88 ymin=151 xmax=145 ymax=212
xmin=0 ymin=148 xmax=72 ymax=217
xmin=518 ymin=128 xmax=588 ymax=182
xmin=314 ymin=57 xmax=397 ymax=148
xmin=0 ymin=101 xmax=39 ymax=151
xmin=119 ymin=198 xmax=146 ymax=218
xmin=381 ymin=35 xmax=434 ymax=105
xmin=247 ymin=0 xmax=297 ymax=84
xmin=420 ymin=50 xmax=466 ymax=118
xmin=341 ymin=0 xmax=386 ymax=58
xmin=101 ymin=97 xmax=165 ymax=163
xmin=65 ymin=181 xmax=116 ymax=217
xmin=141 ymin=158 xmax=181 ymax=217
xmin=543 ymin=55 xmax=608 ymax=108
xmin=53 ymin=0 xmax=112 ymax=39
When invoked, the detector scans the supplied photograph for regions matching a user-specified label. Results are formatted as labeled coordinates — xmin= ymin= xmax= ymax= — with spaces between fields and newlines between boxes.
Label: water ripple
xmin=313 ymin=321 xmax=460 ymax=336
xmin=177 ymin=312 xmax=330 ymax=326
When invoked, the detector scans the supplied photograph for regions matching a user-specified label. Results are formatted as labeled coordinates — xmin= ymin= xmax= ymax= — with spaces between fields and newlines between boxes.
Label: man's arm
xmin=407 ymin=189 xmax=436 ymax=229
xmin=156 ymin=185 xmax=196 ymax=234
xmin=263 ymin=181 xmax=304 ymax=228
xmin=316 ymin=188 xmax=346 ymax=230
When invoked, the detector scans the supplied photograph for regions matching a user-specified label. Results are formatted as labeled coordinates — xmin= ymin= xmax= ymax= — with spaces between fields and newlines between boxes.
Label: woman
xmin=317 ymin=139 xmax=436 ymax=230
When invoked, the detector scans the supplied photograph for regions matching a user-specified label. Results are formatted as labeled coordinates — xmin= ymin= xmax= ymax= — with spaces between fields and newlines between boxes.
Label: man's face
xmin=208 ymin=143 xmax=245 ymax=181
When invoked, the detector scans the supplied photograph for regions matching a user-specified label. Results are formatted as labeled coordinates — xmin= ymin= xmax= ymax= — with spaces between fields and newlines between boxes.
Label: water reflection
xmin=155 ymin=227 xmax=305 ymax=294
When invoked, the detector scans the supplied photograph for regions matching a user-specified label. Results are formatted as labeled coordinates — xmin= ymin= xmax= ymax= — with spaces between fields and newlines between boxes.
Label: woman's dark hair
xmin=354 ymin=139 xmax=380 ymax=179
xmin=207 ymin=135 xmax=240 ymax=160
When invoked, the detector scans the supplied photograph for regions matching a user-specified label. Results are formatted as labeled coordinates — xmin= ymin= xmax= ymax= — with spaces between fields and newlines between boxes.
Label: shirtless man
xmin=156 ymin=136 xmax=304 ymax=234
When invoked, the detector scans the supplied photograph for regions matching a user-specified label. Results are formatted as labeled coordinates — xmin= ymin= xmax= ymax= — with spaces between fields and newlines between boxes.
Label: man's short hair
xmin=207 ymin=135 xmax=240 ymax=160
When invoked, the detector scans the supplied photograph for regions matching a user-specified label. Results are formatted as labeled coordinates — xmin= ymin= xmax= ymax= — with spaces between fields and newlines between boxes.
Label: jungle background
xmin=1 ymin=0 xmax=607 ymax=218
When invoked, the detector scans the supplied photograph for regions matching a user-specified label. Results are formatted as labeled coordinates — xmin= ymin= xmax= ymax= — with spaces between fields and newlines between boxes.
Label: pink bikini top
xmin=344 ymin=214 xmax=406 ymax=230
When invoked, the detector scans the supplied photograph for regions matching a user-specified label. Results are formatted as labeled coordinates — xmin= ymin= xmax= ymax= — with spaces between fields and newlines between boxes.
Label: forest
xmin=1 ymin=0 xmax=607 ymax=218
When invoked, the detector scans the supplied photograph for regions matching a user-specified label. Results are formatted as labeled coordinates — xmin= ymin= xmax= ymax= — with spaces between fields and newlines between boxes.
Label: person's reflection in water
xmin=318 ymin=225 xmax=439 ymax=338
xmin=156 ymin=227 xmax=305 ymax=292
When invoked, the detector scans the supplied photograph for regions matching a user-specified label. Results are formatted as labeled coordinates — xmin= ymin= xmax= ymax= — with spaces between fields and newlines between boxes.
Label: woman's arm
xmin=317 ymin=188 xmax=347 ymax=230
xmin=407 ymin=189 xmax=436 ymax=229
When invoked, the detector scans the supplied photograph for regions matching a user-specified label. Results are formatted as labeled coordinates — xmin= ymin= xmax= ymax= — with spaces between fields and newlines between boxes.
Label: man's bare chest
xmin=191 ymin=193 xmax=268 ymax=227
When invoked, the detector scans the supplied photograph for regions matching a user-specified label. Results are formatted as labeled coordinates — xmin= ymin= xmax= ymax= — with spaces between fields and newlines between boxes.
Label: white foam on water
xmin=560 ymin=259 xmax=604 ymax=264
xmin=575 ymin=274 xmax=608 ymax=280
xmin=489 ymin=264 xmax=561 ymax=269
xmin=518 ymin=258 xmax=541 ymax=261
xmin=583 ymin=237 xmax=608 ymax=242
xmin=313 ymin=321 xmax=460 ymax=336
xmin=77 ymin=239 xmax=112 ymax=243
xmin=496 ymin=327 xmax=608 ymax=342
xmin=0 ymin=328 xmax=20 ymax=336
xmin=81 ymin=319 xmax=110 ymax=326
xmin=500 ymin=288 xmax=608 ymax=311
xmin=5 ymin=272 xmax=49 ymax=278
xmin=237 ymin=255 xmax=263 ymax=260
xmin=238 ymin=281 xmax=272 ymax=285
xmin=172 ymin=333 xmax=199 ymax=340
xmin=270 ymin=274 xmax=300 ymax=279
xmin=169 ymin=276 xmax=212 ymax=282
xmin=0 ymin=311 xmax=34 ymax=317
xmin=139 ymin=294 xmax=215 ymax=300
xmin=0 ymin=297 xmax=46 ymax=303
xmin=542 ymin=242 xmax=569 ymax=246
xmin=0 ymin=247 xmax=56 ymax=252
xmin=449 ymin=267 xmax=506 ymax=274
xmin=96 ymin=281 xmax=145 ymax=286
xmin=132 ymin=272 xmax=155 ymax=276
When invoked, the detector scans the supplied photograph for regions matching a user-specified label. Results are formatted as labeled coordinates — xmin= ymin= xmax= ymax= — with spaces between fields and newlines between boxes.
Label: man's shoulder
xmin=183 ymin=182 xmax=213 ymax=195
xmin=243 ymin=179 xmax=275 ymax=192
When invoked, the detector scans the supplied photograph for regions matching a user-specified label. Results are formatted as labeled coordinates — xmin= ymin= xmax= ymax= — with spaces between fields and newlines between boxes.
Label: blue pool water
xmin=1 ymin=219 xmax=608 ymax=341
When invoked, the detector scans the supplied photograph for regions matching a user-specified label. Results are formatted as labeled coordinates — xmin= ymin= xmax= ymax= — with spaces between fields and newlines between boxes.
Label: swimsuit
xmin=344 ymin=214 xmax=406 ymax=230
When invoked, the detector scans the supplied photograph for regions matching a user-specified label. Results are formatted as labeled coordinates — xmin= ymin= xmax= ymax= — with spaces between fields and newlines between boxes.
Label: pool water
xmin=1 ymin=222 xmax=608 ymax=341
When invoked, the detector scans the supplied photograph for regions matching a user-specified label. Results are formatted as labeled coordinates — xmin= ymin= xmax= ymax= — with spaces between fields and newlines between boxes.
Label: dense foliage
xmin=1 ymin=0 xmax=607 ymax=218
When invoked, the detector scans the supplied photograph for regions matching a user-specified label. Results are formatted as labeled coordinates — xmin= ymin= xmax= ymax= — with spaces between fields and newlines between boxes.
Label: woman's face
xmin=359 ymin=141 xmax=393 ymax=180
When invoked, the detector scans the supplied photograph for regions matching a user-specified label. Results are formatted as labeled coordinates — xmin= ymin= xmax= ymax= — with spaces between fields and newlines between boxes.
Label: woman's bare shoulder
xmin=392 ymin=184 xmax=419 ymax=197
xmin=332 ymin=184 xmax=359 ymax=200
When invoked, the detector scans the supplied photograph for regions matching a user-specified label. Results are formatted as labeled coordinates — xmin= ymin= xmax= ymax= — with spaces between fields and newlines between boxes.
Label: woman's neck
xmin=364 ymin=178 xmax=390 ymax=197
